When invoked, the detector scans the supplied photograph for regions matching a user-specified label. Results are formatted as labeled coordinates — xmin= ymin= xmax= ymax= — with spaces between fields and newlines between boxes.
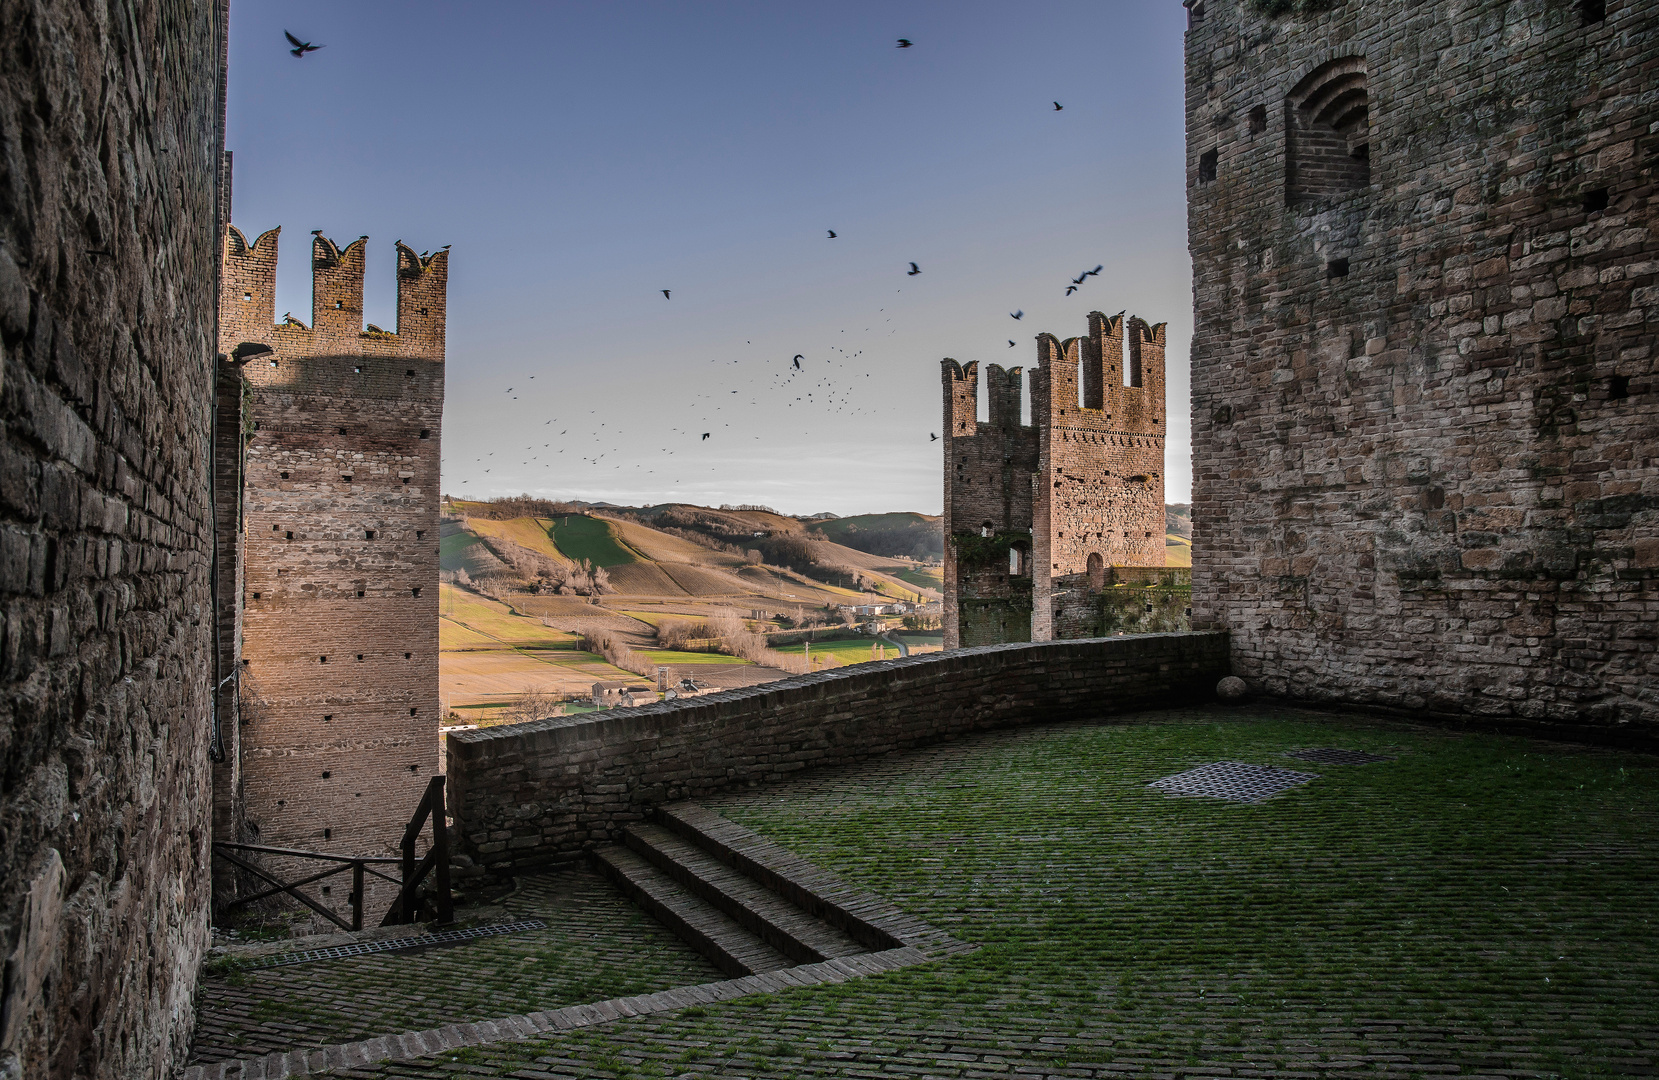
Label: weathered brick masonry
xmin=1185 ymin=0 xmax=1659 ymax=733
xmin=446 ymin=633 xmax=1230 ymax=874
xmin=0 ymin=0 xmax=226 ymax=1076
xmin=218 ymin=226 xmax=447 ymax=920
xmin=942 ymin=314 xmax=1169 ymax=648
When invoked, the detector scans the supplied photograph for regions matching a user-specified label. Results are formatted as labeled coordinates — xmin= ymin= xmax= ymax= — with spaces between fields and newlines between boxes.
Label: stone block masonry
xmin=1185 ymin=0 xmax=1659 ymax=734
xmin=219 ymin=226 xmax=447 ymax=922
xmin=942 ymin=313 xmax=1170 ymax=649
xmin=446 ymin=633 xmax=1230 ymax=874
xmin=0 ymin=0 xmax=227 ymax=1076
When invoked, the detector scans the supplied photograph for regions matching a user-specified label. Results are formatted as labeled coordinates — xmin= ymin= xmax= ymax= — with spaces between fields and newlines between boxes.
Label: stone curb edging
xmin=181 ymin=945 xmax=947 ymax=1079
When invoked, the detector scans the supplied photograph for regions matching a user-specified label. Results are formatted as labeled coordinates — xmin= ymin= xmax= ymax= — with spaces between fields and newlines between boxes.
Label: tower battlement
xmin=940 ymin=310 xmax=1169 ymax=648
xmin=221 ymin=225 xmax=448 ymax=362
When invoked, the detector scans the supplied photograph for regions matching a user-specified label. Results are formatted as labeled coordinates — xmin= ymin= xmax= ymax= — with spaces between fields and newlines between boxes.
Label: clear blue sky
xmin=227 ymin=1 xmax=1193 ymax=516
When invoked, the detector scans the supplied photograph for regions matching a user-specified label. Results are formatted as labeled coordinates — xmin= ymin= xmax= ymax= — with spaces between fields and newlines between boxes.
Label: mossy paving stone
xmin=317 ymin=705 xmax=1656 ymax=1078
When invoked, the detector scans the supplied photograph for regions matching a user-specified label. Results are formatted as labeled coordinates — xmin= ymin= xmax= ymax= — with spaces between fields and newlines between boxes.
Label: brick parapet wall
xmin=445 ymin=633 xmax=1231 ymax=874
xmin=0 ymin=1 xmax=225 ymax=1076
xmin=1185 ymin=0 xmax=1658 ymax=733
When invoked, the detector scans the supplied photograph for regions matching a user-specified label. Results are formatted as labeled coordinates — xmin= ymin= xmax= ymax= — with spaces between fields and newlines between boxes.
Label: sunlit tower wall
xmin=218 ymin=225 xmax=447 ymax=920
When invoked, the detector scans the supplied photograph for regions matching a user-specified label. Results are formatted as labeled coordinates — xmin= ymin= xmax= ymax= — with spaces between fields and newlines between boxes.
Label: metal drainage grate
xmin=1284 ymin=747 xmax=1393 ymax=766
xmin=1147 ymin=761 xmax=1319 ymax=804
xmin=236 ymin=919 xmax=549 ymax=970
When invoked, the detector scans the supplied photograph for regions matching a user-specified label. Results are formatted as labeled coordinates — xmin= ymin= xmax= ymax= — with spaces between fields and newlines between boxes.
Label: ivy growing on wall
xmin=951 ymin=531 xmax=1030 ymax=570
xmin=1249 ymin=0 xmax=1344 ymax=16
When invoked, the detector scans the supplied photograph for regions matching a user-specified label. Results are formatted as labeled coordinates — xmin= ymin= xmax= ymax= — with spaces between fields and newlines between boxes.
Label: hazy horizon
xmin=227 ymin=2 xmax=1193 ymax=517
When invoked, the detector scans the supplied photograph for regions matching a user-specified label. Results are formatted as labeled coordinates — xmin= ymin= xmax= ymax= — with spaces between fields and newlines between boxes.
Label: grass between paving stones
xmin=319 ymin=705 xmax=1659 ymax=1079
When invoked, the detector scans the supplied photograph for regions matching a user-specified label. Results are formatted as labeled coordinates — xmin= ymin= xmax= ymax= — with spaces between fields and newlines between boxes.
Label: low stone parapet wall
xmin=445 ymin=632 xmax=1229 ymax=874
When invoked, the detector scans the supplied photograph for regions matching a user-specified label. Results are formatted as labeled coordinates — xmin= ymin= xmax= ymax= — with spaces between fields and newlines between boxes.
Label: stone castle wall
xmin=446 ymin=634 xmax=1231 ymax=874
xmin=0 ymin=0 xmax=226 ymax=1075
xmin=219 ymin=227 xmax=446 ymax=922
xmin=1185 ymin=0 xmax=1659 ymax=732
xmin=941 ymin=314 xmax=1169 ymax=648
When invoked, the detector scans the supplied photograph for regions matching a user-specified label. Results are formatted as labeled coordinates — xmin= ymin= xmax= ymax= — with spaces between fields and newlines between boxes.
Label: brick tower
xmin=941 ymin=311 xmax=1167 ymax=648
xmin=217 ymin=224 xmax=447 ymax=920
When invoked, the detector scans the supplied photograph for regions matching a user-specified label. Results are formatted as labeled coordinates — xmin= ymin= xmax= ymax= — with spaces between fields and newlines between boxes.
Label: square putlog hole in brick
xmin=1147 ymin=761 xmax=1319 ymax=804
xmin=1284 ymin=748 xmax=1393 ymax=766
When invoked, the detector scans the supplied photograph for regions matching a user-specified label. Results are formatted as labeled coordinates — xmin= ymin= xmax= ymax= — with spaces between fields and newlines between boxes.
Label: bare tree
xmin=496 ymin=685 xmax=564 ymax=726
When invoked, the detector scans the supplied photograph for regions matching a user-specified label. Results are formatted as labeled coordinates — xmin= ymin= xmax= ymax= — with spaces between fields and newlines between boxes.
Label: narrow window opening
xmin=1327 ymin=257 xmax=1350 ymax=278
xmin=321 ymin=886 xmax=331 ymax=895
xmin=268 ymin=359 xmax=278 ymax=368
xmin=402 ymin=477 xmax=410 ymax=484
xmin=1583 ymin=187 xmax=1610 ymax=214
xmin=243 ymin=292 xmax=251 ymax=301
xmin=279 ymin=471 xmax=289 ymax=479
xmin=323 ymin=828 xmax=332 ymax=840
xmin=323 ymin=714 xmax=332 ymax=721
xmin=1579 ymin=0 xmax=1606 ymax=25
xmin=356 ymin=654 xmax=363 ymax=661
xmin=1198 ymin=149 xmax=1218 ymax=183
xmin=319 ymin=655 xmax=327 ymax=663
xmin=404 ymin=652 xmax=412 ymax=659
xmin=412 ymin=587 xmax=422 ymax=597
xmin=409 ymin=707 xmax=417 ymax=716
xmin=365 ymin=530 xmax=375 ymax=540
xmin=1609 ymin=374 xmax=1630 ymax=400
xmin=357 ymin=590 xmax=365 ymax=597
xmin=415 ymin=530 xmax=425 ymax=539
xmin=1248 ymin=104 xmax=1267 ymax=135
xmin=334 ymin=300 xmax=343 ymax=310
xmin=353 ymin=365 xmax=362 ymax=374
xmin=337 ymin=426 xmax=347 ymax=435
xmin=285 ymin=531 xmax=293 ymax=540
xmin=419 ymin=307 xmax=428 ymax=316
xmin=409 ymin=764 xmax=420 ymax=772
xmin=342 ymin=474 xmax=352 ymax=482
xmin=321 ymin=771 xmax=330 ymax=779
xmin=419 ymin=429 xmax=430 ymax=439
xmin=406 ymin=369 xmax=415 ymax=377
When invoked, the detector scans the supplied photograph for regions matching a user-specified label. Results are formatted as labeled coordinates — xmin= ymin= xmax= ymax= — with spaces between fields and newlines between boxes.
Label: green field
xmin=440 ymin=583 xmax=580 ymax=650
xmin=548 ymin=515 xmax=640 ymax=568
xmin=1165 ymin=533 xmax=1192 ymax=567
xmin=772 ymin=636 xmax=898 ymax=665
xmin=891 ymin=566 xmax=944 ymax=592
xmin=805 ymin=512 xmax=942 ymax=557
xmin=639 ymin=649 xmax=752 ymax=667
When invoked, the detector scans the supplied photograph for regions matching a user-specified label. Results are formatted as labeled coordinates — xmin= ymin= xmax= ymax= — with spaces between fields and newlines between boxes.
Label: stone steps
xmin=589 ymin=845 xmax=791 ymax=978
xmin=622 ymin=823 xmax=866 ymax=965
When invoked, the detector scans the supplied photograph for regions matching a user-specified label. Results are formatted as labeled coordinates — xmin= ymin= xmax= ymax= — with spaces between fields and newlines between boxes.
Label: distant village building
xmin=592 ymin=681 xmax=658 ymax=708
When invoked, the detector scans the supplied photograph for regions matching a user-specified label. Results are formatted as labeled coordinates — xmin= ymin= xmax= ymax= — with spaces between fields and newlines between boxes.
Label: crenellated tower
xmin=214 ymin=224 xmax=448 ymax=925
xmin=941 ymin=310 xmax=1168 ymax=648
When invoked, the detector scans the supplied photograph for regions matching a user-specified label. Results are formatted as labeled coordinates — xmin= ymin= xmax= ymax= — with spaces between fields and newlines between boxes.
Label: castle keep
xmin=1184 ymin=0 xmax=1658 ymax=732
xmin=215 ymin=225 xmax=448 ymax=916
xmin=941 ymin=312 xmax=1169 ymax=648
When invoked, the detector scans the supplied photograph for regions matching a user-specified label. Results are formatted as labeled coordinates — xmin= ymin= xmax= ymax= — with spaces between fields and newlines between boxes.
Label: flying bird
xmin=701 ymin=433 xmax=711 ymax=440
xmin=896 ymin=38 xmax=913 ymax=48
xmin=1010 ymin=310 xmax=1023 ymax=320
xmin=907 ymin=262 xmax=921 ymax=276
xmin=792 ymin=355 xmax=803 ymax=369
xmin=661 ymin=289 xmax=671 ymax=299
xmin=929 ymin=433 xmax=939 ymax=441
xmin=1066 ymin=285 xmax=1078 ymax=296
xmin=1053 ymin=101 xmax=1063 ymax=111
xmin=284 ymin=31 xmax=323 ymax=57
xmin=1072 ymin=272 xmax=1088 ymax=285
xmin=1008 ymin=340 xmax=1016 ymax=347
xmin=1086 ymin=264 xmax=1103 ymax=276
xmin=827 ymin=230 xmax=837 ymax=238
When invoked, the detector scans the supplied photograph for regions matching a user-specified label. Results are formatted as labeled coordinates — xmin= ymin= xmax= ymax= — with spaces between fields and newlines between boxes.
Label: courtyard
xmin=186 ymin=705 xmax=1659 ymax=1078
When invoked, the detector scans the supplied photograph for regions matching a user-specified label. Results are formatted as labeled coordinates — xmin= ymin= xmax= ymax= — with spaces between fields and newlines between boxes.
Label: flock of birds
xmin=285 ymin=29 xmax=1104 ymax=494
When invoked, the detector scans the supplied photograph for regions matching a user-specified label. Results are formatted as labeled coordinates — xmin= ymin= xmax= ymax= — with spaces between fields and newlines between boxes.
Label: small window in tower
xmin=1327 ymin=257 xmax=1350 ymax=278
xmin=323 ymin=828 xmax=332 ymax=840
xmin=412 ymin=587 xmax=422 ymax=597
xmin=1609 ymin=374 xmax=1630 ymax=400
xmin=406 ymin=369 xmax=415 ymax=377
xmin=354 ymin=366 xmax=362 ymax=374
xmin=335 ymin=300 xmax=343 ymax=310
xmin=269 ymin=359 xmax=278 ymax=368
xmin=337 ymin=427 xmax=347 ymax=435
xmin=419 ymin=307 xmax=429 ymax=316
xmin=243 ymin=292 xmax=252 ymax=301
xmin=319 ymin=655 xmax=327 ymax=663
xmin=419 ymin=429 xmax=430 ymax=439
xmin=404 ymin=652 xmax=412 ymax=659
xmin=415 ymin=530 xmax=425 ymax=539
xmin=1248 ymin=104 xmax=1267 ymax=135
xmin=365 ymin=530 xmax=375 ymax=540
xmin=1579 ymin=0 xmax=1605 ymax=25
xmin=410 ymin=707 xmax=417 ymax=716
xmin=321 ymin=771 xmax=331 ymax=779
xmin=1198 ymin=149 xmax=1218 ymax=183
xmin=409 ymin=764 xmax=420 ymax=772
xmin=342 ymin=474 xmax=352 ymax=482
xmin=285 ymin=531 xmax=293 ymax=540
xmin=356 ymin=654 xmax=363 ymax=661
xmin=357 ymin=590 xmax=365 ymax=597
xmin=402 ymin=478 xmax=410 ymax=485
xmin=1583 ymin=187 xmax=1610 ymax=214
xmin=280 ymin=471 xmax=289 ymax=479
xmin=324 ymin=714 xmax=332 ymax=721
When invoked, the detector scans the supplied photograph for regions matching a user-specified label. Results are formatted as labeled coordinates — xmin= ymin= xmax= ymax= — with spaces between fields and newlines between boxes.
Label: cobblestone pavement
xmin=188 ymin=867 xmax=722 ymax=1064
xmin=219 ymin=705 xmax=1658 ymax=1079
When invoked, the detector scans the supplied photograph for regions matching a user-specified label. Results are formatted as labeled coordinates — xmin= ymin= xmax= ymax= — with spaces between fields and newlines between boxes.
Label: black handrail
xmin=382 ymin=775 xmax=454 ymax=926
